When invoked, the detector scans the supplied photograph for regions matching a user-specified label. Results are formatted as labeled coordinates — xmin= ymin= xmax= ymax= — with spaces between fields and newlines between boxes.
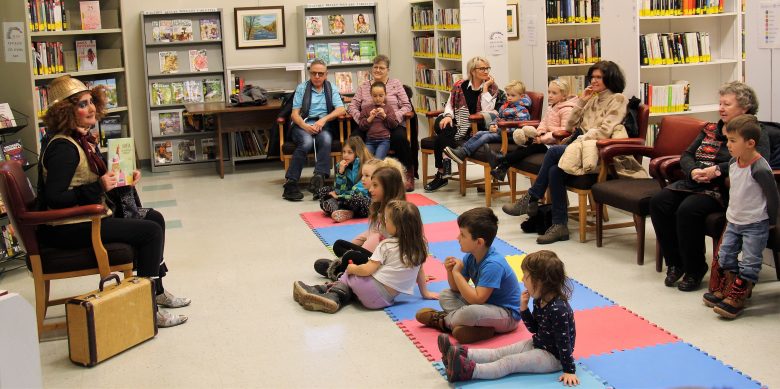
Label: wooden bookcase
xmin=0 ymin=0 xmax=133 ymax=166
xmin=140 ymin=9 xmax=228 ymax=172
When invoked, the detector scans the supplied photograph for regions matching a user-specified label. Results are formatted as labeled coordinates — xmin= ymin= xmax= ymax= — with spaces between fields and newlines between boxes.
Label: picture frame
xmin=234 ymin=6 xmax=285 ymax=49
xmin=507 ymin=3 xmax=519 ymax=40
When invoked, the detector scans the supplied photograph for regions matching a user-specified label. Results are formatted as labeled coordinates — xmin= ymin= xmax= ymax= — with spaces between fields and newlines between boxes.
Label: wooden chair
xmin=591 ymin=116 xmax=705 ymax=270
xmin=276 ymin=113 xmax=347 ymax=173
xmin=463 ymin=91 xmax=545 ymax=206
xmin=0 ymin=161 xmax=133 ymax=339
xmin=420 ymin=111 xmax=483 ymax=191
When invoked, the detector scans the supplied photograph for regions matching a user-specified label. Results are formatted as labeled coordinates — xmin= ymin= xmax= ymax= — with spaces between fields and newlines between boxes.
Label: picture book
xmin=306 ymin=44 xmax=316 ymax=63
xmin=335 ymin=72 xmax=354 ymax=94
xmin=103 ymin=78 xmax=117 ymax=108
xmin=75 ymin=39 xmax=97 ymax=71
xmin=107 ymin=138 xmax=135 ymax=186
xmin=158 ymin=19 xmax=173 ymax=42
xmin=315 ymin=44 xmax=329 ymax=63
xmin=349 ymin=43 xmax=361 ymax=62
xmin=2 ymin=140 xmax=25 ymax=166
xmin=151 ymin=82 xmax=172 ymax=106
xmin=328 ymin=14 xmax=345 ymax=35
xmin=157 ymin=110 xmax=183 ymax=136
xmin=172 ymin=19 xmax=194 ymax=42
xmin=306 ymin=15 xmax=323 ymax=37
xmin=200 ymin=19 xmax=221 ymax=40
xmin=202 ymin=79 xmax=224 ymax=103
xmin=0 ymin=103 xmax=16 ymax=129
xmin=176 ymin=139 xmax=196 ymax=162
xmin=200 ymin=137 xmax=216 ymax=160
xmin=353 ymin=13 xmax=372 ymax=33
xmin=340 ymin=42 xmax=351 ymax=63
xmin=79 ymin=1 xmax=102 ymax=30
xmin=98 ymin=115 xmax=122 ymax=147
xmin=356 ymin=70 xmax=371 ymax=86
xmin=171 ymin=82 xmax=185 ymax=104
xmin=328 ymin=42 xmax=342 ymax=65
xmin=183 ymin=113 xmax=212 ymax=133
xmin=159 ymin=51 xmax=179 ymax=74
xmin=189 ymin=49 xmax=208 ymax=72
xmin=154 ymin=141 xmax=173 ymax=164
xmin=184 ymin=80 xmax=204 ymax=103
xmin=359 ymin=40 xmax=377 ymax=62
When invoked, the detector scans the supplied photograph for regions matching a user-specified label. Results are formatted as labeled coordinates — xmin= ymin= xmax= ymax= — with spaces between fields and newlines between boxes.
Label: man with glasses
xmin=283 ymin=58 xmax=346 ymax=201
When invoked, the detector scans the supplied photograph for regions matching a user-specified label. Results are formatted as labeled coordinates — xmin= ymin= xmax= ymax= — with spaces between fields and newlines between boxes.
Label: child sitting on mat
xmin=317 ymin=136 xmax=373 ymax=222
xmin=294 ymin=199 xmax=437 ymax=312
xmin=416 ymin=207 xmax=521 ymax=344
xmin=439 ymin=250 xmax=578 ymax=385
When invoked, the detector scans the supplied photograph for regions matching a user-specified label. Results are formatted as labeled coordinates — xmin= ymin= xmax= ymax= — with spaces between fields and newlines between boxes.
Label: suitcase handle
xmin=99 ymin=274 xmax=121 ymax=291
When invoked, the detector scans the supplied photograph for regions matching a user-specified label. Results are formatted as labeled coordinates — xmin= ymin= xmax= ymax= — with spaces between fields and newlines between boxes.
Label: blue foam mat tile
xmin=419 ymin=204 xmax=459 ymax=224
xmin=580 ymin=341 xmax=763 ymax=389
xmin=384 ymin=281 xmax=451 ymax=322
xmin=313 ymin=222 xmax=369 ymax=247
xmin=567 ymin=280 xmax=616 ymax=312
xmin=454 ymin=362 xmax=607 ymax=389
xmin=428 ymin=240 xmax=463 ymax=261
xmin=491 ymin=238 xmax=524 ymax=257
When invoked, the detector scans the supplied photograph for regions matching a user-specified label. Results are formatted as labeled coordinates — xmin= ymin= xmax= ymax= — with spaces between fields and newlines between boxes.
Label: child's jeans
xmin=717 ymin=219 xmax=770 ymax=283
xmin=461 ymin=131 xmax=503 ymax=156
xmin=338 ymin=273 xmax=397 ymax=309
xmin=469 ymin=338 xmax=563 ymax=380
xmin=439 ymin=289 xmax=519 ymax=333
xmin=365 ymin=138 xmax=391 ymax=159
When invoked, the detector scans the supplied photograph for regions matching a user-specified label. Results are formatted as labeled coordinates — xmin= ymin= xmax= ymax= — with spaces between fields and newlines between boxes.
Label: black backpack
xmin=623 ymin=96 xmax=642 ymax=138
xmin=520 ymin=204 xmax=553 ymax=235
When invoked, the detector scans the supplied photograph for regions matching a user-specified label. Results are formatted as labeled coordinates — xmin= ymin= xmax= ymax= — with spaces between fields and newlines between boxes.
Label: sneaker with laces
xmin=536 ymin=223 xmax=569 ymax=244
xmin=437 ymin=333 xmax=468 ymax=368
xmin=446 ymin=349 xmax=476 ymax=382
xmin=282 ymin=180 xmax=304 ymax=201
xmin=424 ymin=173 xmax=449 ymax=192
xmin=502 ymin=193 xmax=538 ymax=216
xmin=156 ymin=309 xmax=188 ymax=328
xmin=415 ymin=308 xmax=449 ymax=332
xmin=155 ymin=290 xmax=191 ymax=308
xmin=331 ymin=209 xmax=354 ymax=223
xmin=444 ymin=146 xmax=468 ymax=165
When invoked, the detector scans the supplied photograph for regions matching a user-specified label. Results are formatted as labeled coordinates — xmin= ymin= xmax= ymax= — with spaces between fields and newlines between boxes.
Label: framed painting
xmin=235 ymin=6 xmax=285 ymax=49
xmin=507 ymin=3 xmax=519 ymax=40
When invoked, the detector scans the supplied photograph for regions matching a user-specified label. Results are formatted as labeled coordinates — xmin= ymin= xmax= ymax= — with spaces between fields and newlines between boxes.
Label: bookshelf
xmin=298 ymin=3 xmax=379 ymax=96
xmin=140 ymin=9 xmax=228 ymax=172
xmin=0 ymin=0 xmax=133 ymax=165
xmin=408 ymin=0 xmax=509 ymax=116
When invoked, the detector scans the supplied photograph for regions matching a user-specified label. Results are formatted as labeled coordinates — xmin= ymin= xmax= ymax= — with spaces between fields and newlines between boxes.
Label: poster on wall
xmin=759 ymin=0 xmax=780 ymax=49
xmin=4 ymin=22 xmax=25 ymax=63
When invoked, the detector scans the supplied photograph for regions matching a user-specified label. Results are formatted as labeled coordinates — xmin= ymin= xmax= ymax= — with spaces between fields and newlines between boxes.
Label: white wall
xmin=123 ymin=0 xmax=526 ymax=160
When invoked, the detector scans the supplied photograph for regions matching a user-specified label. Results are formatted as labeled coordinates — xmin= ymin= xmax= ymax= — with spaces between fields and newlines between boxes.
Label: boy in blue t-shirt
xmin=416 ymin=207 xmax=521 ymax=343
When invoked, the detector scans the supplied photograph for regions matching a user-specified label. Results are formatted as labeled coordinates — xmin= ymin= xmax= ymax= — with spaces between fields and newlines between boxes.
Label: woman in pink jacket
xmin=491 ymin=78 xmax=577 ymax=180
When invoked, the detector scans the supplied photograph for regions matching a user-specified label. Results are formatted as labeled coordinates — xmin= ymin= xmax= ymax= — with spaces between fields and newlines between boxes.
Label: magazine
xmin=158 ymin=20 xmax=173 ymax=42
xmin=328 ymin=42 xmax=341 ymax=65
xmin=172 ymin=19 xmax=193 ymax=41
xmin=79 ymin=1 xmax=101 ymax=30
xmin=0 ymin=103 xmax=16 ymax=129
xmin=176 ymin=139 xmax=196 ymax=162
xmin=356 ymin=70 xmax=371 ymax=86
xmin=359 ymin=40 xmax=377 ymax=62
xmin=154 ymin=141 xmax=173 ymax=164
xmin=151 ymin=20 xmax=161 ymax=42
xmin=202 ymin=79 xmax=224 ymax=103
xmin=151 ymin=82 xmax=172 ymax=106
xmin=159 ymin=51 xmax=179 ymax=74
xmin=189 ymin=49 xmax=208 ymax=72
xmin=335 ymin=72 xmax=354 ymax=94
xmin=306 ymin=15 xmax=323 ymax=36
xmin=171 ymin=82 xmax=185 ymax=104
xmin=200 ymin=137 xmax=216 ymax=160
xmin=349 ymin=43 xmax=361 ymax=62
xmin=107 ymin=138 xmax=135 ymax=186
xmin=157 ymin=111 xmax=183 ymax=136
xmin=76 ymin=39 xmax=97 ymax=71
xmin=184 ymin=80 xmax=204 ymax=103
xmin=199 ymin=18 xmax=221 ymax=40
xmin=353 ymin=13 xmax=371 ymax=33
xmin=2 ymin=140 xmax=25 ymax=166
xmin=328 ymin=14 xmax=346 ymax=35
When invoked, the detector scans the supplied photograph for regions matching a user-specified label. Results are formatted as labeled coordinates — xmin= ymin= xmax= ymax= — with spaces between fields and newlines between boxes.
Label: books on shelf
xmin=356 ymin=70 xmax=370 ymax=86
xmin=200 ymin=138 xmax=216 ymax=160
xmin=640 ymin=32 xmax=711 ymax=66
xmin=154 ymin=140 xmax=173 ymax=164
xmin=189 ymin=49 xmax=209 ymax=72
xmin=170 ymin=82 xmax=185 ymax=104
xmin=175 ymin=139 xmax=196 ymax=162
xmin=546 ymin=0 xmax=601 ymax=24
xmin=438 ymin=70 xmax=463 ymax=91
xmin=413 ymin=36 xmax=435 ymax=57
xmin=436 ymin=8 xmax=460 ymax=28
xmin=550 ymin=75 xmax=587 ymax=96
xmin=233 ymin=130 xmax=266 ymax=158
xmin=2 ymin=140 xmax=26 ymax=166
xmin=0 ymin=104 xmax=16 ymax=129
xmin=306 ymin=16 xmax=324 ymax=36
xmin=107 ymin=138 xmax=135 ymax=186
xmin=547 ymin=37 xmax=601 ymax=65
xmin=335 ymin=72 xmax=354 ymax=94
xmin=415 ymin=94 xmax=438 ymax=113
xmin=415 ymin=63 xmax=437 ymax=89
xmin=31 ymin=41 xmax=64 ymax=75
xmin=640 ymin=80 xmax=691 ymax=114
xmin=639 ymin=0 xmax=724 ymax=16
xmin=328 ymin=42 xmax=342 ymax=64
xmin=184 ymin=80 xmax=204 ymax=103
xmin=85 ymin=78 xmax=118 ymax=108
xmin=98 ymin=115 xmax=122 ymax=147
xmin=199 ymin=19 xmax=221 ymax=40
xmin=437 ymin=36 xmax=461 ymax=59
xmin=159 ymin=51 xmax=179 ymax=74
xmin=411 ymin=5 xmax=434 ymax=29
xmin=79 ymin=1 xmax=102 ymax=30
xmin=27 ymin=0 xmax=68 ymax=32
xmin=76 ymin=39 xmax=98 ymax=71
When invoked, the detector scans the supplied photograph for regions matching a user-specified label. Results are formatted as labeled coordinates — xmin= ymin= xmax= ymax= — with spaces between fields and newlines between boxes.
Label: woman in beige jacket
xmin=502 ymin=61 xmax=628 ymax=244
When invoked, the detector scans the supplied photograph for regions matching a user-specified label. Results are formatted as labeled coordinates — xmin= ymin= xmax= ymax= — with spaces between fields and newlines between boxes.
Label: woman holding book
xmin=36 ymin=75 xmax=190 ymax=328
xmin=348 ymin=54 xmax=415 ymax=191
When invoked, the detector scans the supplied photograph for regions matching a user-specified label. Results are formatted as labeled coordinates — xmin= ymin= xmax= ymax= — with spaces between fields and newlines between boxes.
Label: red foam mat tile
xmin=424 ymin=220 xmax=461 ymax=243
xmin=423 ymin=257 xmax=448 ymax=282
xmin=407 ymin=193 xmax=438 ymax=206
xmin=299 ymin=211 xmax=368 ymax=229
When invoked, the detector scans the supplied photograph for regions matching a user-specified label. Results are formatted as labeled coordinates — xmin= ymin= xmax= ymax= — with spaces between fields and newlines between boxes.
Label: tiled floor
xmin=2 ymin=162 xmax=778 ymax=388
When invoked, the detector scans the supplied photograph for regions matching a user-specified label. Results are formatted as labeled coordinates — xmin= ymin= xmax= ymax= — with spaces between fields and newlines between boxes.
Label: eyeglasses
xmin=309 ymin=71 xmax=326 ymax=77
xmin=475 ymin=67 xmax=491 ymax=72
xmin=372 ymin=65 xmax=388 ymax=70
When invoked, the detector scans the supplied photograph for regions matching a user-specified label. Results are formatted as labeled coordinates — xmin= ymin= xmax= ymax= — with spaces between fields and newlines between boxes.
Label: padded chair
xmin=276 ymin=110 xmax=347 ymax=173
xmin=420 ymin=111 xmax=484 ymax=191
xmin=464 ymin=91 xmax=545 ymax=206
xmin=591 ymin=116 xmax=706 ymax=270
xmin=0 ymin=161 xmax=134 ymax=338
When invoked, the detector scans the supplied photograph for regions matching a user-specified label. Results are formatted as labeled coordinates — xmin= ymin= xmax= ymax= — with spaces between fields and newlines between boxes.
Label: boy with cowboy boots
xmin=703 ymin=115 xmax=779 ymax=319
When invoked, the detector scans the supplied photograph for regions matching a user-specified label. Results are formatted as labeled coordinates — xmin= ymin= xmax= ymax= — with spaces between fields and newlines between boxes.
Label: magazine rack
xmin=0 ymin=108 xmax=30 ymax=277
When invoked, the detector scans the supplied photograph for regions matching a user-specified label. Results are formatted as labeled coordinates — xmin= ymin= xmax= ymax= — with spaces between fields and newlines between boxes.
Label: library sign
xmin=3 ymin=22 xmax=25 ymax=63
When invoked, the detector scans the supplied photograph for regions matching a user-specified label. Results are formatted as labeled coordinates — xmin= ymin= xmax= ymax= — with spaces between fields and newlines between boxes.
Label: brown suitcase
xmin=66 ymin=275 xmax=157 ymax=366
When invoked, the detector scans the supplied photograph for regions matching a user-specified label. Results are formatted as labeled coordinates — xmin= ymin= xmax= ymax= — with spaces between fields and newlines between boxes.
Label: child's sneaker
xmin=703 ymin=270 xmax=735 ymax=307
xmin=437 ymin=333 xmax=468 ymax=368
xmin=444 ymin=146 xmax=468 ymax=165
xmin=331 ymin=209 xmax=354 ymax=223
xmin=415 ymin=308 xmax=448 ymax=331
xmin=453 ymin=325 xmax=495 ymax=344
xmin=446 ymin=348 xmax=475 ymax=382
xmin=713 ymin=277 xmax=754 ymax=319
xmin=292 ymin=281 xmax=340 ymax=313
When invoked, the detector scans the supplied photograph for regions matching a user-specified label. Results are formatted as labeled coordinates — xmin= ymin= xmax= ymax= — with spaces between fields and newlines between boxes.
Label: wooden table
xmin=184 ymin=100 xmax=283 ymax=178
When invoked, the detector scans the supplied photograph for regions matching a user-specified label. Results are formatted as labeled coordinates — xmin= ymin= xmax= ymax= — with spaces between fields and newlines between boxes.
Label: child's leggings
xmin=337 ymin=273 xmax=396 ymax=309
xmin=318 ymin=187 xmax=370 ymax=218
xmin=469 ymin=339 xmax=562 ymax=380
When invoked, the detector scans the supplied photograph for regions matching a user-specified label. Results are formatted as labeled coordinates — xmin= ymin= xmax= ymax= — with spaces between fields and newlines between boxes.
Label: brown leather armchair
xmin=591 ymin=116 xmax=706 ymax=270
xmin=0 ymin=161 xmax=133 ymax=338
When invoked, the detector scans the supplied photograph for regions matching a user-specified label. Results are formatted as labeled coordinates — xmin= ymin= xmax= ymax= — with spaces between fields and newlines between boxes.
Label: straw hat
xmin=47 ymin=75 xmax=89 ymax=106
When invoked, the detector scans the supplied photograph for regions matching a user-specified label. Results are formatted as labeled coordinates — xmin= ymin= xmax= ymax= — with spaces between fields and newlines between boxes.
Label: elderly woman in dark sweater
xmin=650 ymin=81 xmax=769 ymax=291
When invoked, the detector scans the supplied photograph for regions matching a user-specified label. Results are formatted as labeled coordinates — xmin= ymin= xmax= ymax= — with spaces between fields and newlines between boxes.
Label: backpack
xmin=760 ymin=121 xmax=780 ymax=169
xmin=520 ymin=204 xmax=553 ymax=235
xmin=622 ymin=96 xmax=642 ymax=138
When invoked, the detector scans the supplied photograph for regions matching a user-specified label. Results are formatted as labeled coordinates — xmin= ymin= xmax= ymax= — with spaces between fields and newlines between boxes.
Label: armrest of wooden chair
xmin=426 ymin=110 xmax=443 ymax=137
xmin=18 ymin=204 xmax=107 ymax=225
xmin=552 ymin=129 xmax=572 ymax=141
xmin=599 ymin=144 xmax=654 ymax=165
xmin=403 ymin=111 xmax=414 ymax=141
xmin=649 ymin=155 xmax=680 ymax=183
xmin=496 ymin=120 xmax=541 ymax=154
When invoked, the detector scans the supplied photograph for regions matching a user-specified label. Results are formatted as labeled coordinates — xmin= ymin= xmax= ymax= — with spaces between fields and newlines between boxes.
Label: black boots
xmin=293 ymin=281 xmax=352 ymax=313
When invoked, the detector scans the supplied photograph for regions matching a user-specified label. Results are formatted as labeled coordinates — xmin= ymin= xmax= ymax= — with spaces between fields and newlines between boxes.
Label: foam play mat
xmin=301 ymin=195 xmax=764 ymax=388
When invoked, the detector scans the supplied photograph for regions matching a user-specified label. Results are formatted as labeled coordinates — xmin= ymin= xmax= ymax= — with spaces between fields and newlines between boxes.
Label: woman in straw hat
xmin=36 ymin=75 xmax=189 ymax=327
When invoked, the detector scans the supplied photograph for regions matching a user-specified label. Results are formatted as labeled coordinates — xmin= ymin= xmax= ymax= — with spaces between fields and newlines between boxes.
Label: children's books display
xmin=200 ymin=19 xmax=221 ymax=40
xmin=0 ymin=104 xmax=16 ymax=129
xmin=107 ymin=138 xmax=134 ymax=186
xmin=306 ymin=16 xmax=323 ymax=36
xmin=176 ymin=139 xmax=196 ymax=162
xmin=98 ymin=115 xmax=122 ymax=147
xmin=79 ymin=1 xmax=101 ymax=30
xmin=76 ymin=40 xmax=97 ymax=71
xmin=154 ymin=141 xmax=173 ymax=164
xmin=2 ymin=140 xmax=25 ymax=166
xmin=328 ymin=14 xmax=346 ymax=35
xmin=189 ymin=49 xmax=208 ymax=72
xmin=353 ymin=13 xmax=371 ymax=33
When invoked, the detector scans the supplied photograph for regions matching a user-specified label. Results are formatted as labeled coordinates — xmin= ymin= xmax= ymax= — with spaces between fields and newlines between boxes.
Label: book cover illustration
xmin=200 ymin=137 xmax=216 ymax=160
xmin=315 ymin=44 xmax=329 ymax=63
xmin=158 ymin=111 xmax=182 ymax=135
xmin=328 ymin=42 xmax=342 ymax=64
xmin=340 ymin=42 xmax=351 ymax=63
xmin=171 ymin=82 xmax=185 ymax=104
xmin=202 ymin=79 xmax=224 ymax=103
xmin=0 ymin=103 xmax=16 ymax=129
xmin=151 ymin=20 xmax=161 ymax=42
xmin=306 ymin=44 xmax=316 ymax=63
xmin=75 ymin=39 xmax=97 ymax=71
xmin=189 ymin=49 xmax=208 ymax=72
xmin=154 ymin=141 xmax=173 ymax=164
xmin=353 ymin=13 xmax=371 ymax=33
xmin=349 ymin=43 xmax=361 ymax=62
xmin=328 ymin=14 xmax=345 ymax=35
xmin=306 ymin=15 xmax=323 ymax=36
xmin=356 ymin=70 xmax=371 ymax=86
xmin=359 ymin=40 xmax=376 ymax=62
xmin=107 ymin=138 xmax=135 ymax=186
xmin=335 ymin=72 xmax=354 ymax=94
xmin=151 ymin=82 xmax=172 ymax=106
xmin=184 ymin=80 xmax=204 ymax=103
xmin=98 ymin=115 xmax=122 ymax=147
xmin=159 ymin=51 xmax=179 ymax=74
xmin=2 ymin=140 xmax=25 ymax=166
xmin=158 ymin=19 xmax=173 ymax=42
xmin=103 ymin=78 xmax=117 ymax=108
xmin=172 ymin=19 xmax=194 ymax=41
xmin=199 ymin=19 xmax=221 ymax=40
xmin=79 ymin=1 xmax=102 ymax=30
xmin=176 ymin=139 xmax=196 ymax=162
